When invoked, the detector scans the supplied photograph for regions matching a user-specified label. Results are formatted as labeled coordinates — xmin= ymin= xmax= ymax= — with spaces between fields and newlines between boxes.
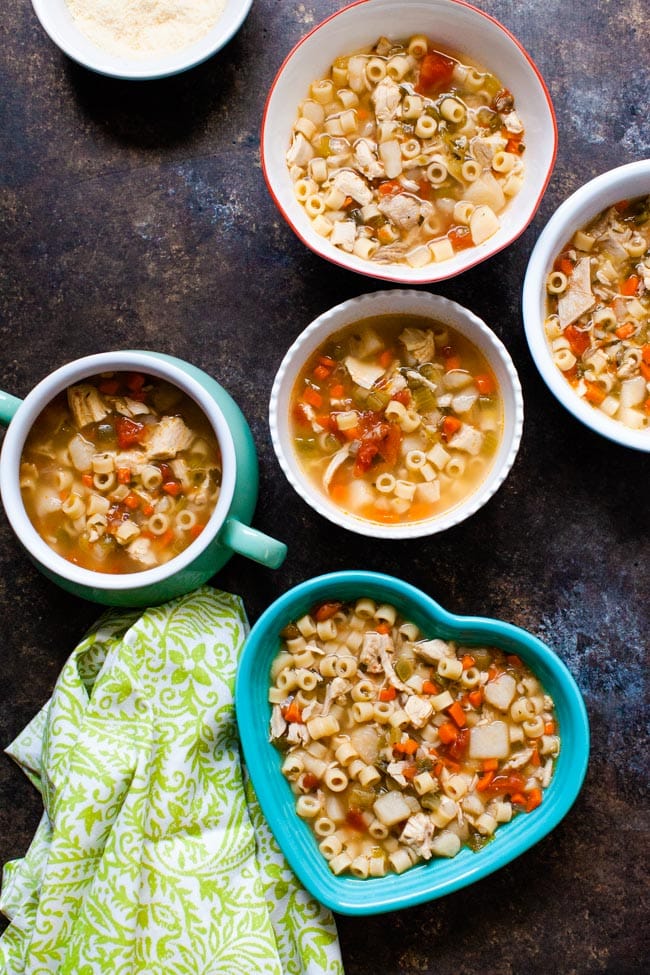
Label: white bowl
xmin=269 ymin=289 xmax=524 ymax=538
xmin=31 ymin=0 xmax=253 ymax=80
xmin=523 ymin=159 xmax=650 ymax=452
xmin=262 ymin=0 xmax=556 ymax=284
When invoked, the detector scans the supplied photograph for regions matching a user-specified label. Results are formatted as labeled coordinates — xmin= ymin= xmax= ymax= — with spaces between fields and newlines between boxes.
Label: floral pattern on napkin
xmin=0 ymin=587 xmax=343 ymax=975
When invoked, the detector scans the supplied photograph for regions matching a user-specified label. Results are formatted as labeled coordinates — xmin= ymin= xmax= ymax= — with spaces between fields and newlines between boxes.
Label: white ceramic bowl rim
xmin=269 ymin=289 xmax=524 ymax=538
xmin=0 ymin=351 xmax=237 ymax=589
xmin=262 ymin=0 xmax=557 ymax=285
xmin=523 ymin=158 xmax=650 ymax=452
xmin=30 ymin=0 xmax=253 ymax=80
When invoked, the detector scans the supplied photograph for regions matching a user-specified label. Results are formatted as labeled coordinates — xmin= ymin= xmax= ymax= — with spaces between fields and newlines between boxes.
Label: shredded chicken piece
xmin=378 ymin=193 xmax=427 ymax=231
xmin=67 ymin=385 xmax=110 ymax=427
xmin=353 ymin=138 xmax=384 ymax=179
xmin=359 ymin=631 xmax=392 ymax=674
xmin=378 ymin=644 xmax=411 ymax=693
xmin=344 ymin=355 xmax=385 ymax=389
xmin=404 ymin=695 xmax=433 ymax=728
xmin=323 ymin=444 xmax=352 ymax=494
xmin=269 ymin=704 xmax=287 ymax=741
xmin=558 ymin=257 xmax=596 ymax=328
xmin=372 ymin=77 xmax=402 ymax=121
xmin=399 ymin=327 xmax=436 ymax=364
xmin=448 ymin=423 xmax=484 ymax=455
xmin=146 ymin=416 xmax=193 ymax=460
xmin=399 ymin=813 xmax=436 ymax=859
xmin=332 ymin=169 xmax=373 ymax=206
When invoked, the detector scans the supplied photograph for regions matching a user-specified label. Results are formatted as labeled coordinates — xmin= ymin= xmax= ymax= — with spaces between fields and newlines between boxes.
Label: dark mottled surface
xmin=1 ymin=0 xmax=649 ymax=972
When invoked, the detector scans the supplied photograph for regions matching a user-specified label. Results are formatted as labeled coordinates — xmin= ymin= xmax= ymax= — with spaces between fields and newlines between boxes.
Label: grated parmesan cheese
xmin=65 ymin=0 xmax=228 ymax=59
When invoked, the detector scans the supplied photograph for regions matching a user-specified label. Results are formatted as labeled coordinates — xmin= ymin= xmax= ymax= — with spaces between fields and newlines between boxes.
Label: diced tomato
xmin=346 ymin=809 xmax=366 ymax=832
xmin=353 ymin=416 xmax=402 ymax=476
xmin=614 ymin=321 xmax=636 ymax=339
xmin=481 ymin=772 xmax=527 ymax=797
xmin=303 ymin=385 xmax=323 ymax=409
xmin=313 ymin=600 xmax=343 ymax=622
xmin=115 ymin=416 xmax=146 ymax=449
xmin=125 ymin=372 xmax=146 ymax=392
xmin=445 ymin=727 xmax=470 ymax=761
xmin=302 ymin=772 xmax=319 ymax=789
xmin=313 ymin=364 xmax=331 ymax=381
xmin=554 ymin=254 xmax=574 ymax=276
xmin=564 ymin=324 xmax=590 ymax=357
xmin=441 ymin=415 xmax=461 ymax=438
xmin=292 ymin=402 xmax=311 ymax=427
xmin=162 ymin=480 xmax=182 ymax=496
xmin=378 ymin=179 xmax=402 ymax=196
xmin=415 ymin=51 xmax=455 ymax=94
xmin=379 ymin=685 xmax=397 ymax=702
xmin=98 ymin=378 xmax=119 ymax=395
xmin=584 ymin=380 xmax=606 ymax=405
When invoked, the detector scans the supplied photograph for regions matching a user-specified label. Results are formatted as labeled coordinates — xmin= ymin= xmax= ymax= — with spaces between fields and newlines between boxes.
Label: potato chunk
xmin=468 ymin=721 xmax=510 ymax=760
xmin=484 ymin=673 xmax=517 ymax=712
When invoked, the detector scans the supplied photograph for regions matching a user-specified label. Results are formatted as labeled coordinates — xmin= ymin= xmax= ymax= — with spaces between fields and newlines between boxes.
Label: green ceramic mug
xmin=0 ymin=350 xmax=287 ymax=606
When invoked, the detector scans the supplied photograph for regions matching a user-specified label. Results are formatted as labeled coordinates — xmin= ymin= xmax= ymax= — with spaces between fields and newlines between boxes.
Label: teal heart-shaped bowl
xmin=235 ymin=571 xmax=589 ymax=915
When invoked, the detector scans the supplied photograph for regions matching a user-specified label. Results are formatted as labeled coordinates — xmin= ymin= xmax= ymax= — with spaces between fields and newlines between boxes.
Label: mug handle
xmin=0 ymin=390 xmax=22 ymax=427
xmin=221 ymin=518 xmax=287 ymax=569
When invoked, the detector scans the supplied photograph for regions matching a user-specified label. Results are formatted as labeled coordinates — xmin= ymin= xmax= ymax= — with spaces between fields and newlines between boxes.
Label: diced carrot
xmin=641 ymin=362 xmax=650 ymax=382
xmin=474 ymin=373 xmax=495 ymax=395
xmin=530 ymin=745 xmax=541 ymax=767
xmin=525 ymin=787 xmax=543 ymax=812
xmin=378 ymin=179 xmax=402 ymax=196
xmin=379 ymin=686 xmax=397 ymax=702
xmin=437 ymin=721 xmax=458 ymax=745
xmin=468 ymin=687 xmax=484 ymax=708
xmin=377 ymin=225 xmax=395 ymax=244
xmin=476 ymin=771 xmax=494 ymax=792
xmin=379 ymin=349 xmax=394 ymax=369
xmin=58 ymin=489 xmax=69 ymax=502
xmin=441 ymin=415 xmax=461 ymax=437
xmin=642 ymin=344 xmax=650 ymax=365
xmin=159 ymin=529 xmax=175 ymax=548
xmin=189 ymin=524 xmax=204 ymax=540
xmin=544 ymin=720 xmax=555 ymax=735
xmin=329 ymin=383 xmax=345 ymax=399
xmin=511 ymin=793 xmax=528 ymax=807
xmin=554 ymin=254 xmax=574 ymax=276
xmin=303 ymin=385 xmax=323 ymax=409
xmin=444 ymin=355 xmax=462 ymax=372
xmin=487 ymin=664 xmax=502 ymax=682
xmin=375 ymin=621 xmax=392 ymax=635
xmin=402 ymin=738 xmax=419 ymax=756
xmin=614 ymin=321 xmax=636 ymax=340
xmin=357 ymin=107 xmax=369 ymax=120
xmin=329 ymin=483 xmax=347 ymax=504
xmin=81 ymin=473 xmax=93 ymax=488
xmin=506 ymin=654 xmax=523 ymax=669
xmin=403 ymin=764 xmax=418 ymax=780
xmin=482 ymin=758 xmax=499 ymax=772
xmin=117 ymin=467 xmax=131 ymax=484
xmin=505 ymin=137 xmax=525 ymax=154
xmin=283 ymin=700 xmax=303 ymax=723
xmin=644 ymin=397 xmax=650 ymax=415
xmin=142 ymin=503 xmax=155 ymax=517
xmin=407 ymin=502 xmax=433 ymax=521
xmin=461 ymin=654 xmax=475 ymax=670
xmin=619 ymin=274 xmax=640 ymax=296
xmin=422 ymin=680 xmax=440 ymax=695
xmin=446 ymin=700 xmax=467 ymax=728
xmin=123 ymin=492 xmax=140 ymax=510
xmin=584 ymin=380 xmax=606 ymax=406
xmin=313 ymin=365 xmax=331 ymax=381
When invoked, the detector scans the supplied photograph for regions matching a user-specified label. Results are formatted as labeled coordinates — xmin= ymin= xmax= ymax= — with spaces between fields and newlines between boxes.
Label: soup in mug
xmin=19 ymin=371 xmax=222 ymax=573
xmin=290 ymin=314 xmax=503 ymax=525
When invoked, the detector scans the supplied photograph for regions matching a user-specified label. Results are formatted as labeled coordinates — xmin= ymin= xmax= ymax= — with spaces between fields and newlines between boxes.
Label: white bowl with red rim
xmin=262 ymin=0 xmax=557 ymax=284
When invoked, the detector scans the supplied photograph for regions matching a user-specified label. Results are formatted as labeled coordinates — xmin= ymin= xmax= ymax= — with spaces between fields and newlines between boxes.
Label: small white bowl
xmin=31 ymin=0 xmax=253 ymax=80
xmin=523 ymin=159 xmax=650 ymax=452
xmin=262 ymin=0 xmax=556 ymax=285
xmin=269 ymin=289 xmax=524 ymax=538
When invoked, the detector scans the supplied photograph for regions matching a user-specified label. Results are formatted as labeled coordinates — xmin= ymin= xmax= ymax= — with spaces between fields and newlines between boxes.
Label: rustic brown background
xmin=1 ymin=1 xmax=648 ymax=972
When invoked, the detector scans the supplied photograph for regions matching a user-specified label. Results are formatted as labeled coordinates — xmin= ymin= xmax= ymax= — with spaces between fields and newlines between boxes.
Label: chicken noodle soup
xmin=544 ymin=194 xmax=650 ymax=430
xmin=290 ymin=315 xmax=502 ymax=524
xmin=286 ymin=35 xmax=525 ymax=268
xmin=20 ymin=372 xmax=222 ymax=573
xmin=269 ymin=598 xmax=559 ymax=879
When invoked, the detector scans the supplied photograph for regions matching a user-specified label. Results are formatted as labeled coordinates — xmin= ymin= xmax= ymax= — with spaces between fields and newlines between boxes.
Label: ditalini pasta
xmin=285 ymin=35 xmax=526 ymax=267
xmin=544 ymin=195 xmax=650 ymax=430
xmin=19 ymin=372 xmax=222 ymax=572
xmin=290 ymin=314 xmax=502 ymax=524
xmin=269 ymin=598 xmax=560 ymax=879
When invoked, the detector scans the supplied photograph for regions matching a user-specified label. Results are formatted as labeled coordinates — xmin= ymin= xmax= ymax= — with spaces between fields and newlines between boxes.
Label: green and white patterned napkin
xmin=0 ymin=587 xmax=344 ymax=975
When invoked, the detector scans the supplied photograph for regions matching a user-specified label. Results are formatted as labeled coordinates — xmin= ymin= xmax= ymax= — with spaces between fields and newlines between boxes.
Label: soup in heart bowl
xmin=235 ymin=570 xmax=589 ymax=915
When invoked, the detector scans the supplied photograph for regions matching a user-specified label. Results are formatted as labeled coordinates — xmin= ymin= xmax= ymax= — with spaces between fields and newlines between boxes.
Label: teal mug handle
xmin=0 ymin=390 xmax=22 ymax=427
xmin=221 ymin=518 xmax=287 ymax=569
